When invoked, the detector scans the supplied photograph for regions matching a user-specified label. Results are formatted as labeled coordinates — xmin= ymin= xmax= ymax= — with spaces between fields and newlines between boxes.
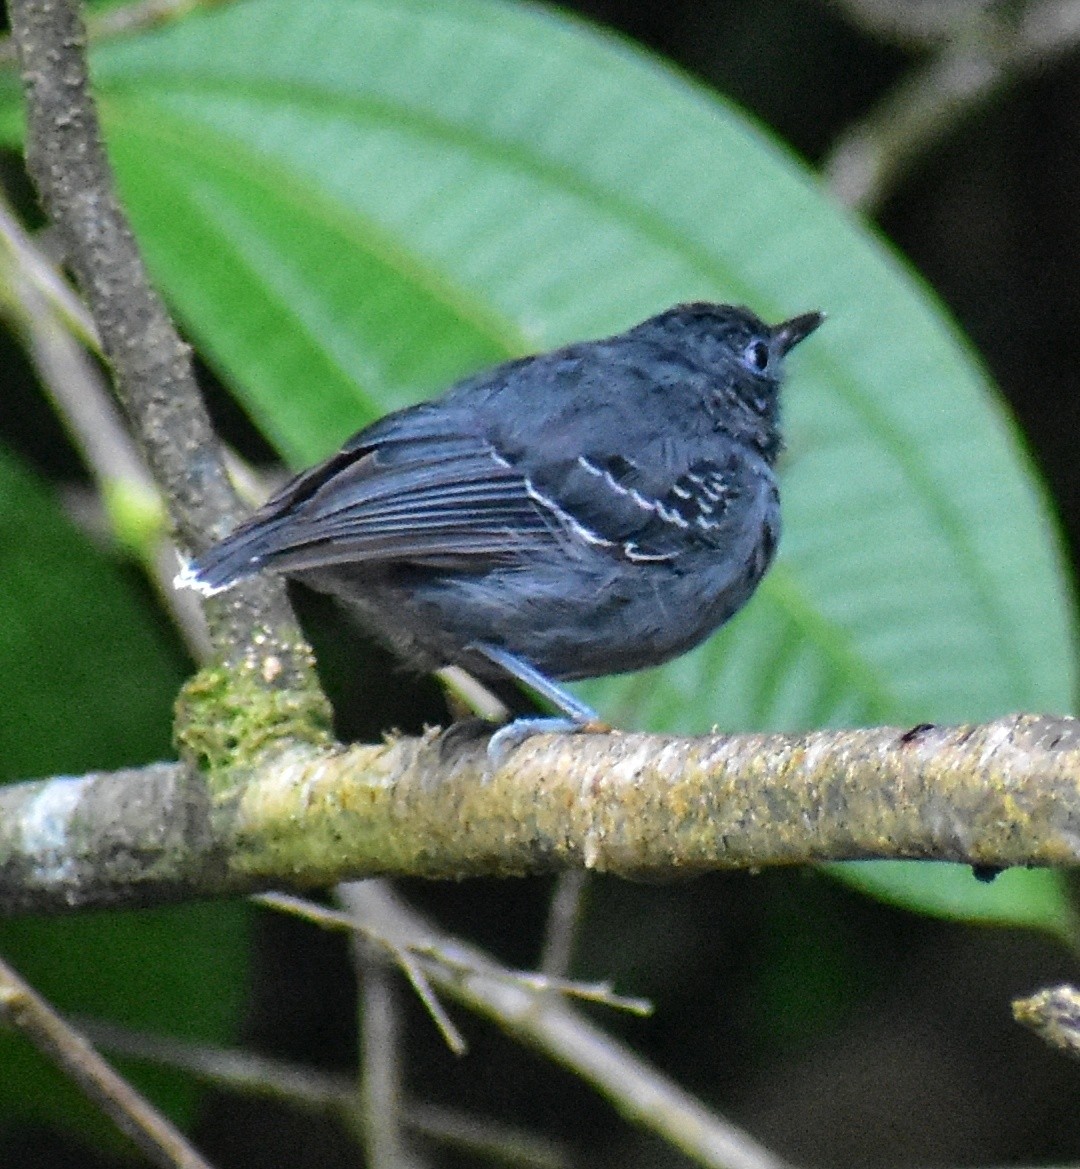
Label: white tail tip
xmin=172 ymin=553 xmax=234 ymax=598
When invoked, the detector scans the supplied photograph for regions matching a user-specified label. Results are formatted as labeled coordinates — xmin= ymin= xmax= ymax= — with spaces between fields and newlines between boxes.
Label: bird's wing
xmin=281 ymin=438 xmax=556 ymax=568
xmin=185 ymin=344 xmax=757 ymax=591
xmin=186 ymin=422 xmax=569 ymax=588
xmin=526 ymin=446 xmax=751 ymax=563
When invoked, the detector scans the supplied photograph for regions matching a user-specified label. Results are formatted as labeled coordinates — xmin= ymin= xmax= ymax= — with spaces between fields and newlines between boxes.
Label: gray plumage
xmin=178 ymin=302 xmax=822 ymax=717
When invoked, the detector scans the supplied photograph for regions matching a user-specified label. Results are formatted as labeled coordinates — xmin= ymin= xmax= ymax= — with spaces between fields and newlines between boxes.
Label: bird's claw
xmin=485 ymin=715 xmax=609 ymax=767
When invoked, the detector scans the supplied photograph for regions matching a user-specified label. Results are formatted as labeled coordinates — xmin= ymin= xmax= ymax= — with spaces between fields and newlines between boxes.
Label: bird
xmin=176 ymin=302 xmax=823 ymax=740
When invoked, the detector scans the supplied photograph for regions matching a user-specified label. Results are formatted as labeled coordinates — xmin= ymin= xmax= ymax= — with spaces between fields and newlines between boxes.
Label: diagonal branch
xmin=0 ymin=953 xmax=217 ymax=1169
xmin=825 ymin=0 xmax=1080 ymax=211
xmin=7 ymin=0 xmax=318 ymax=688
xmin=1 ymin=714 xmax=1078 ymax=916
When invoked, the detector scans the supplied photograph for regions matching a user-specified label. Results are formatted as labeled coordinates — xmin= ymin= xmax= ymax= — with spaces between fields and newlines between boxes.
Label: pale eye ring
xmin=743 ymin=339 xmax=770 ymax=373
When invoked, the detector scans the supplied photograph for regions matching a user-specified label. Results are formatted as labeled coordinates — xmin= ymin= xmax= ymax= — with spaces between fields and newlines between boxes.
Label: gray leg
xmin=474 ymin=643 xmax=599 ymax=723
xmin=473 ymin=644 xmax=604 ymax=762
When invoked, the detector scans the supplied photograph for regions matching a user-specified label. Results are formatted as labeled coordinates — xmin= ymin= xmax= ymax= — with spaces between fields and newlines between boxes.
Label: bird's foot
xmin=485 ymin=714 xmax=611 ymax=767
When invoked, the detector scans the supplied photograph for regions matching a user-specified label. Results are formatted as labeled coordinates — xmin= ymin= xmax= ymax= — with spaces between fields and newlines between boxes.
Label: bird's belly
xmin=517 ymin=555 xmax=764 ymax=680
xmin=314 ymin=542 xmax=769 ymax=683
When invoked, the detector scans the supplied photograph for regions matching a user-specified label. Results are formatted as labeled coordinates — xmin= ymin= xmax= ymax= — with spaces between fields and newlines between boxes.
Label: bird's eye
xmin=743 ymin=339 xmax=770 ymax=373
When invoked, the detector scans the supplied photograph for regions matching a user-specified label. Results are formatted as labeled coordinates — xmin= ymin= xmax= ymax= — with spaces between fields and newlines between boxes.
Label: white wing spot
xmin=623 ymin=541 xmax=675 ymax=563
xmin=525 ymin=478 xmax=614 ymax=548
xmin=579 ymin=457 xmax=689 ymax=528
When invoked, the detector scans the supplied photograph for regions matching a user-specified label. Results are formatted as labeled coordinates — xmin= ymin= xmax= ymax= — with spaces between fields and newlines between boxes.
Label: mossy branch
xmin=1 ymin=712 xmax=1077 ymax=915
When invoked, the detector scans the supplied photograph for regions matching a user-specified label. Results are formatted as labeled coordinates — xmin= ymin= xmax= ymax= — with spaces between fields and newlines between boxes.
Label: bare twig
xmin=436 ymin=665 xmax=511 ymax=723
xmin=0 ymin=0 xmax=236 ymax=66
xmin=258 ymin=891 xmax=467 ymax=1053
xmin=78 ymin=1015 xmax=356 ymax=1112
xmin=825 ymin=0 xmax=1080 ymax=210
xmin=394 ymin=949 xmax=469 ymax=1056
xmin=354 ymin=924 xmax=428 ymax=1169
xmin=80 ymin=1018 xmax=571 ymax=1167
xmin=418 ymin=935 xmax=651 ymax=1017
xmin=0 ymin=955 xmax=216 ymax=1169
xmin=1013 ymin=985 xmax=1080 ymax=1058
xmin=0 ymin=192 xmax=98 ymax=345
xmin=540 ymin=870 xmax=589 ymax=979
xmin=406 ymin=1103 xmax=571 ymax=1169
xmin=480 ymin=972 xmax=648 ymax=1016
xmin=264 ymin=889 xmax=650 ymax=1024
xmin=0 ymin=186 xmax=212 ymax=657
xmin=829 ymin=0 xmax=996 ymax=49
xmin=339 ymin=882 xmax=792 ymax=1169
xmin=825 ymin=48 xmax=1002 ymax=210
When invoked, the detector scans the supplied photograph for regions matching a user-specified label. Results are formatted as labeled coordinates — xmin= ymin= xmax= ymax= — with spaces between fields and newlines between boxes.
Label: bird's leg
xmin=472 ymin=643 xmax=610 ymax=761
xmin=475 ymin=643 xmax=600 ymax=722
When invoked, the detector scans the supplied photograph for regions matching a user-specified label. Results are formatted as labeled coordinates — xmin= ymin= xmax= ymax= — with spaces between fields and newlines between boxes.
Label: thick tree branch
xmin=8 ymin=0 xmax=320 ymax=690
xmin=1 ymin=714 xmax=1078 ymax=915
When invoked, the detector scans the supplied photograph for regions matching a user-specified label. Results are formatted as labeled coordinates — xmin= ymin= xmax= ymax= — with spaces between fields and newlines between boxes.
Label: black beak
xmin=772 ymin=311 xmax=825 ymax=356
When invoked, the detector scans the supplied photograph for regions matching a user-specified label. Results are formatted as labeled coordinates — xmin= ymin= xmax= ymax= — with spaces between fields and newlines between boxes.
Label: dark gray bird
xmin=177 ymin=303 xmax=822 ymax=733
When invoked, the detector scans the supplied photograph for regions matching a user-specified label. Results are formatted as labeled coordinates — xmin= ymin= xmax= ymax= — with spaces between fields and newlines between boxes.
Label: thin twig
xmin=395 ymin=948 xmax=468 ymax=1056
xmin=482 ymin=971 xmax=650 ymax=1017
xmin=253 ymin=892 xmax=357 ymax=930
xmin=829 ymin=0 xmax=996 ymax=49
xmin=0 ymin=955 xmax=216 ymax=1169
xmin=355 ymin=927 xmax=428 ymax=1169
xmin=0 ymin=192 xmax=98 ymax=346
xmin=0 ymin=185 xmax=212 ymax=658
xmin=824 ymin=0 xmax=1080 ymax=211
xmin=1013 ymin=985 xmax=1080 ymax=1058
xmin=78 ymin=1016 xmax=355 ymax=1111
xmin=825 ymin=48 xmax=1002 ymax=210
xmin=539 ymin=870 xmax=589 ymax=979
xmin=338 ymin=883 xmax=792 ymax=1169
xmin=437 ymin=665 xmax=510 ymax=723
xmin=0 ymin=0 xmax=235 ymax=65
xmin=406 ymin=1103 xmax=571 ymax=1169
xmin=257 ymin=892 xmax=467 ymax=1051
xmin=79 ymin=1017 xmax=571 ymax=1168
xmin=258 ymin=891 xmax=649 ymax=1023
xmin=418 ymin=941 xmax=652 ymax=1016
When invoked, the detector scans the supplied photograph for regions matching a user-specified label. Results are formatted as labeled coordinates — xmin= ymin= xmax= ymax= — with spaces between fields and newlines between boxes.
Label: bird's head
xmin=631 ymin=302 xmax=823 ymax=460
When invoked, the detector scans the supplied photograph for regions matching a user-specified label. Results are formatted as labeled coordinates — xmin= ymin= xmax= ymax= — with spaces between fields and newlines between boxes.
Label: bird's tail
xmin=173 ymin=516 xmax=292 ymax=597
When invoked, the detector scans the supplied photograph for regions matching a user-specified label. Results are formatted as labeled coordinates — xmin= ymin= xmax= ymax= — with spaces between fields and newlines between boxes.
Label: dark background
xmin=4 ymin=1 xmax=1080 ymax=1167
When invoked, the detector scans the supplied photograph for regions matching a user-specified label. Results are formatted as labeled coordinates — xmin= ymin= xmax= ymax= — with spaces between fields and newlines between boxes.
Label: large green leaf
xmin=0 ymin=0 xmax=1072 ymax=927
xmin=829 ymin=862 xmax=1078 ymax=945
xmin=0 ymin=447 xmax=249 ymax=1141
xmin=75 ymin=0 xmax=1073 ymax=722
